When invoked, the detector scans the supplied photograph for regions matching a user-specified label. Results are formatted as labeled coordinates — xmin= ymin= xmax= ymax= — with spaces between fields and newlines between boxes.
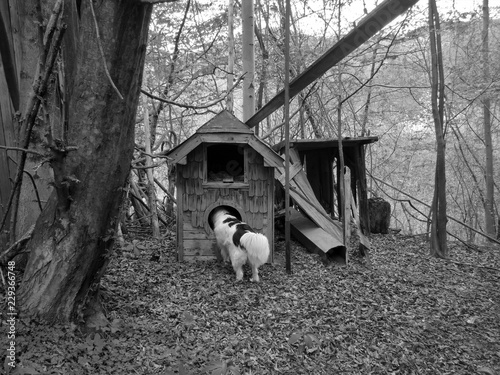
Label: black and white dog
xmin=210 ymin=208 xmax=270 ymax=282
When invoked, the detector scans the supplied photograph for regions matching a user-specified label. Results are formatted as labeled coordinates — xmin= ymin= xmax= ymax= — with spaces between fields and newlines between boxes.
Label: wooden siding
xmin=176 ymin=166 xmax=185 ymax=261
xmin=178 ymin=142 xmax=274 ymax=261
xmin=170 ymin=111 xmax=280 ymax=261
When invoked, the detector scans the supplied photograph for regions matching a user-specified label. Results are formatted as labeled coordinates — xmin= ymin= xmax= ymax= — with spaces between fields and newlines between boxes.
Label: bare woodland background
xmin=0 ymin=0 xmax=498 ymax=323
xmin=140 ymin=0 xmax=499 ymax=241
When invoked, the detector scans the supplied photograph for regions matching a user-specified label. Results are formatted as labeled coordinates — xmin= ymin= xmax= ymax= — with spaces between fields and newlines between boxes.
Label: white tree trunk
xmin=226 ymin=0 xmax=234 ymax=113
xmin=242 ymin=0 xmax=255 ymax=122
xmin=143 ymin=94 xmax=160 ymax=239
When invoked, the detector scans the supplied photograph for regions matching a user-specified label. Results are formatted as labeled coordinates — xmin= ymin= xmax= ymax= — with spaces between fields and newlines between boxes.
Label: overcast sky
xmin=297 ymin=0 xmax=489 ymax=36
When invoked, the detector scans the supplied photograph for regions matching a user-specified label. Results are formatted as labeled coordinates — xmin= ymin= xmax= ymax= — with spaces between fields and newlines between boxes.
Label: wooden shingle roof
xmin=196 ymin=110 xmax=253 ymax=134
xmin=166 ymin=110 xmax=283 ymax=169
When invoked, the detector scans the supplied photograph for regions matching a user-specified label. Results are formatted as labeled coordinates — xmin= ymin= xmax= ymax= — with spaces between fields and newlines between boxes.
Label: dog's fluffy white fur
xmin=210 ymin=208 xmax=270 ymax=282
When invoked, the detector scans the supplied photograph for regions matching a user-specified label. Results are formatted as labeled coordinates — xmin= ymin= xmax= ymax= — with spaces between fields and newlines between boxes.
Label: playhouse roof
xmin=166 ymin=110 xmax=284 ymax=169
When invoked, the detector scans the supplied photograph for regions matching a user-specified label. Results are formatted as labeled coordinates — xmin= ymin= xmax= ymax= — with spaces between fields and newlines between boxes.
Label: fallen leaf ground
xmin=6 ymin=233 xmax=500 ymax=375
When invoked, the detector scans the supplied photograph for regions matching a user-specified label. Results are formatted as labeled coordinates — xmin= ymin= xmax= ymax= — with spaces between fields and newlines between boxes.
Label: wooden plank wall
xmin=305 ymin=149 xmax=334 ymax=216
xmin=0 ymin=67 xmax=16 ymax=211
xmin=0 ymin=0 xmax=23 ymax=247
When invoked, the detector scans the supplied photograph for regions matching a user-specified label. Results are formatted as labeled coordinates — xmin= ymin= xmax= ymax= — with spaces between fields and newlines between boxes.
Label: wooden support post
xmin=357 ymin=145 xmax=370 ymax=234
xmin=344 ymin=168 xmax=351 ymax=265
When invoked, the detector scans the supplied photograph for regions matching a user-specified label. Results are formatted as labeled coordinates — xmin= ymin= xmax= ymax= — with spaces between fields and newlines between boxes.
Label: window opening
xmin=206 ymin=144 xmax=245 ymax=183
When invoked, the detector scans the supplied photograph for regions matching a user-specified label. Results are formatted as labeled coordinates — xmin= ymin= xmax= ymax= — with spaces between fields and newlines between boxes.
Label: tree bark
xmin=368 ymin=197 xmax=391 ymax=234
xmin=18 ymin=0 xmax=152 ymax=323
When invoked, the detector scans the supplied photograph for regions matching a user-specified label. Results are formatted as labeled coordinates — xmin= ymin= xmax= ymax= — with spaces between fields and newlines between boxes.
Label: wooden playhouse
xmin=166 ymin=110 xmax=283 ymax=261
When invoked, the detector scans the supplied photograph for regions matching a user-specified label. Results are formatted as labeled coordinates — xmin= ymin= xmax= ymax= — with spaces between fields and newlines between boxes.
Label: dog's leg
xmin=250 ymin=264 xmax=260 ymax=282
xmin=234 ymin=265 xmax=244 ymax=281
xmin=220 ymin=246 xmax=230 ymax=263
xmin=228 ymin=245 xmax=247 ymax=281
xmin=216 ymin=237 xmax=230 ymax=263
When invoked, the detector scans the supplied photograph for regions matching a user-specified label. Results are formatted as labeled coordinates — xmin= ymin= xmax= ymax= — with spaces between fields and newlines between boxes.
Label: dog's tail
xmin=240 ymin=232 xmax=270 ymax=266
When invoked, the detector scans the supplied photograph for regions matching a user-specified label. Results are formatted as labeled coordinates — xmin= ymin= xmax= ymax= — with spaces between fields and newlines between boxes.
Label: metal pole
xmin=284 ymin=0 xmax=292 ymax=274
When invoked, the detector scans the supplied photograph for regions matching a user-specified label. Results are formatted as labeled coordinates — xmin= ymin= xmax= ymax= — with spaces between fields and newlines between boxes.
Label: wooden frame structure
xmin=166 ymin=110 xmax=283 ymax=261
xmin=274 ymin=137 xmax=378 ymax=234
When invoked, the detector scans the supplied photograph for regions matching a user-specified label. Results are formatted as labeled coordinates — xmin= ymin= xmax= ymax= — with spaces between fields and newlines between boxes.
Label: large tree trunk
xmin=18 ymin=0 xmax=152 ymax=323
xmin=368 ymin=197 xmax=391 ymax=234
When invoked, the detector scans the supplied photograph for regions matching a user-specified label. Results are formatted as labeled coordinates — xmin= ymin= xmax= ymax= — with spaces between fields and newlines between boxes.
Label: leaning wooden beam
xmin=246 ymin=0 xmax=420 ymax=128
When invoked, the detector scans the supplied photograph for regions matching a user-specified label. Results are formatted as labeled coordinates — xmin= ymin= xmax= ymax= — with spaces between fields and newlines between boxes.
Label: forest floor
xmin=5 ymin=230 xmax=500 ymax=375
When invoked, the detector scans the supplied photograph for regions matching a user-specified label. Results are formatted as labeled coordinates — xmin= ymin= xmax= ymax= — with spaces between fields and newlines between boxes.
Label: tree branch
xmin=137 ymin=0 xmax=179 ymax=3
xmin=140 ymin=73 xmax=245 ymax=109
xmin=89 ymin=0 xmax=124 ymax=100
xmin=340 ymin=20 xmax=406 ymax=106
xmin=0 ymin=225 xmax=34 ymax=265
xmin=370 ymin=173 xmax=500 ymax=246
xmin=0 ymin=145 xmax=45 ymax=157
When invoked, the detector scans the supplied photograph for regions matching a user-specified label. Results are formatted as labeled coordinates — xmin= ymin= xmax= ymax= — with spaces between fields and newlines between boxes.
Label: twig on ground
xmin=444 ymin=258 xmax=500 ymax=272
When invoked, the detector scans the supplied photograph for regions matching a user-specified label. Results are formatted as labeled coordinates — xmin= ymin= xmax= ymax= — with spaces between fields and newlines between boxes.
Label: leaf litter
xmin=7 ymin=233 xmax=500 ymax=374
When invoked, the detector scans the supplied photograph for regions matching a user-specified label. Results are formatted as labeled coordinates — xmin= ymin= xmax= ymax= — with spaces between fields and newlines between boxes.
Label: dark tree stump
xmin=368 ymin=197 xmax=391 ymax=234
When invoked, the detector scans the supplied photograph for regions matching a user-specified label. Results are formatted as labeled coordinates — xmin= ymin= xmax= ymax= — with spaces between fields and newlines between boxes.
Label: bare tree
xmin=481 ymin=0 xmax=495 ymax=239
xmin=227 ymin=0 xmax=235 ymax=113
xmin=428 ymin=0 xmax=447 ymax=257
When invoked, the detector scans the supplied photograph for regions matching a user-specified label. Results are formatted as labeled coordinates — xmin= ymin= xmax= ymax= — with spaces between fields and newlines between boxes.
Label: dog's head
xmin=209 ymin=207 xmax=231 ymax=229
